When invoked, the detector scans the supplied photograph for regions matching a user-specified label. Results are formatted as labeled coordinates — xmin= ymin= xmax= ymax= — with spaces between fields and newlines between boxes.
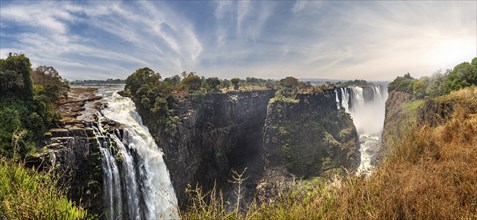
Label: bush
xmin=0 ymin=159 xmax=90 ymax=219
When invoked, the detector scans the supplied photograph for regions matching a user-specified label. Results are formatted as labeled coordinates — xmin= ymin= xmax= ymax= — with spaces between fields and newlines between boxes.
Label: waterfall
xmin=336 ymin=85 xmax=388 ymax=175
xmin=334 ymin=89 xmax=340 ymax=109
xmin=91 ymin=86 xmax=179 ymax=220
xmin=340 ymin=87 xmax=350 ymax=112
xmin=95 ymin=129 xmax=123 ymax=219
xmin=101 ymin=89 xmax=179 ymax=219
xmin=111 ymin=134 xmax=141 ymax=219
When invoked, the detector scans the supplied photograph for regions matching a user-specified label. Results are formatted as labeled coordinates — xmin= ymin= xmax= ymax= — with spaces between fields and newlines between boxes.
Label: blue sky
xmin=1 ymin=0 xmax=476 ymax=81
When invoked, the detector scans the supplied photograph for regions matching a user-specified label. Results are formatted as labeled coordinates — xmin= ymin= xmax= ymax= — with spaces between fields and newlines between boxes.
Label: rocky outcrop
xmin=28 ymin=125 xmax=104 ymax=214
xmin=257 ymin=91 xmax=359 ymax=200
xmin=26 ymin=87 xmax=120 ymax=216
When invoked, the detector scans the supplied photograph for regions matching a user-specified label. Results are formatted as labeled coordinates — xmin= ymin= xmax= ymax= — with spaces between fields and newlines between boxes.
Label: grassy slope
xmin=182 ymin=86 xmax=477 ymax=219
xmin=0 ymin=159 xmax=90 ymax=219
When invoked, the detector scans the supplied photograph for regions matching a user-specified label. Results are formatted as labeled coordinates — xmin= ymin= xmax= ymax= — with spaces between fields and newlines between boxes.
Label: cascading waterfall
xmin=91 ymin=86 xmax=179 ymax=220
xmin=98 ymin=146 xmax=123 ymax=219
xmin=335 ymin=85 xmax=388 ymax=175
xmin=102 ymin=88 xmax=179 ymax=219
xmin=334 ymin=89 xmax=340 ymax=109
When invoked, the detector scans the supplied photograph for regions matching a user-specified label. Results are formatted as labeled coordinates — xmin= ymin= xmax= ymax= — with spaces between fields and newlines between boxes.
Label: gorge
xmin=30 ymin=80 xmax=388 ymax=219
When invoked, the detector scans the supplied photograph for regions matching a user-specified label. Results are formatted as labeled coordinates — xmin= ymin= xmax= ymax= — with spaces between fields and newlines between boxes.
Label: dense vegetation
xmin=0 ymin=53 xmax=68 ymax=158
xmin=181 ymin=57 xmax=477 ymax=219
xmin=0 ymin=53 xmax=88 ymax=219
xmin=388 ymin=57 xmax=477 ymax=98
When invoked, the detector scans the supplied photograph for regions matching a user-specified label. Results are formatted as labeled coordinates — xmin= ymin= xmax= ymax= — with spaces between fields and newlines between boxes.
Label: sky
xmin=0 ymin=0 xmax=476 ymax=81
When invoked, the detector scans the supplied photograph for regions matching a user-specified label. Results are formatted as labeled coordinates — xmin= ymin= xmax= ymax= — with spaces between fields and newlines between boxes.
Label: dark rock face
xmin=258 ymin=91 xmax=359 ymax=200
xmin=135 ymin=89 xmax=360 ymax=206
xmin=28 ymin=126 xmax=104 ymax=214
xmin=138 ymin=90 xmax=275 ymax=206
xmin=263 ymin=91 xmax=359 ymax=176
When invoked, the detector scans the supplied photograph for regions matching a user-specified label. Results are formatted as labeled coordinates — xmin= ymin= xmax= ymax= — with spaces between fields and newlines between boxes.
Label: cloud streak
xmin=0 ymin=0 xmax=475 ymax=81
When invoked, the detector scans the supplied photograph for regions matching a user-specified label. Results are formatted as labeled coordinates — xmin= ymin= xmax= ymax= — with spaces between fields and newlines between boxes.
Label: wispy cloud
xmin=0 ymin=1 xmax=475 ymax=81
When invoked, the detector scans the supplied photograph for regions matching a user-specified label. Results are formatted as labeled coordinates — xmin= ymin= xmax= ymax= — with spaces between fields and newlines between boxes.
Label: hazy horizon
xmin=1 ymin=1 xmax=476 ymax=81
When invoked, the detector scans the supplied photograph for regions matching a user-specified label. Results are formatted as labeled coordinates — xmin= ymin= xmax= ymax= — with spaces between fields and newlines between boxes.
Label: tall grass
xmin=181 ymin=87 xmax=477 ymax=219
xmin=0 ymin=158 xmax=90 ymax=219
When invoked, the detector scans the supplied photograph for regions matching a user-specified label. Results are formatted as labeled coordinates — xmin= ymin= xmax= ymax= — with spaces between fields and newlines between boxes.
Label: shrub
xmin=0 ymin=159 xmax=90 ymax=219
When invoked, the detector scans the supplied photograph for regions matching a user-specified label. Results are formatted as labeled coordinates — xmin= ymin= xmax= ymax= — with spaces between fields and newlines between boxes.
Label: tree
xmin=182 ymin=75 xmax=202 ymax=91
xmin=205 ymin=77 xmax=221 ymax=92
xmin=231 ymin=78 xmax=240 ymax=90
xmin=125 ymin=67 xmax=161 ymax=96
xmin=412 ymin=79 xmax=427 ymax=99
xmin=280 ymin=76 xmax=299 ymax=88
xmin=222 ymin=79 xmax=231 ymax=89
xmin=0 ymin=53 xmax=34 ymax=97
xmin=32 ymin=66 xmax=68 ymax=102
xmin=446 ymin=61 xmax=475 ymax=91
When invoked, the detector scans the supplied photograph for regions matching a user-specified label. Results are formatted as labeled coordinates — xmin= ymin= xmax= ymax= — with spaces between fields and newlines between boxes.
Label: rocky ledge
xmin=26 ymin=87 xmax=120 ymax=215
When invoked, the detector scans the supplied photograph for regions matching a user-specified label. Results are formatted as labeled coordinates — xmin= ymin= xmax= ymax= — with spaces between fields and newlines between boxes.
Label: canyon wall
xmin=135 ymin=89 xmax=360 ymax=205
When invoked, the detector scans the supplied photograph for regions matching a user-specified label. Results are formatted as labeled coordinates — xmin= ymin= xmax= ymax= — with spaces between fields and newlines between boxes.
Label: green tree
xmin=412 ymin=79 xmax=427 ymax=99
xmin=125 ymin=67 xmax=161 ymax=96
xmin=231 ymin=78 xmax=240 ymax=90
xmin=447 ymin=62 xmax=473 ymax=91
xmin=205 ymin=77 xmax=221 ymax=92
xmin=0 ymin=53 xmax=34 ymax=97
xmin=182 ymin=75 xmax=202 ymax=91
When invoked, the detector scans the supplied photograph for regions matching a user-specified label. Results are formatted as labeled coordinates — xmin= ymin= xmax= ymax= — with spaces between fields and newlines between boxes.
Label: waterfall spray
xmin=337 ymin=85 xmax=388 ymax=175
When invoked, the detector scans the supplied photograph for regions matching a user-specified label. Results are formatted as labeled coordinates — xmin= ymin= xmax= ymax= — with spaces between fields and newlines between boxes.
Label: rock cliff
xmin=381 ymin=91 xmax=412 ymax=155
xmin=134 ymin=89 xmax=360 ymax=206
xmin=258 ymin=91 xmax=359 ymax=200
xmin=27 ymin=88 xmax=121 ymax=216
xmin=137 ymin=90 xmax=275 ymax=206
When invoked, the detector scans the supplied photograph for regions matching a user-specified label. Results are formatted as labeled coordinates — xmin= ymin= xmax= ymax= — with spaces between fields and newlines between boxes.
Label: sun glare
xmin=430 ymin=38 xmax=477 ymax=69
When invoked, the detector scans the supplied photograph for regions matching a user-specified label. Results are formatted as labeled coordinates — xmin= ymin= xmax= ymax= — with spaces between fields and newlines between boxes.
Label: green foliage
xmin=280 ymin=76 xmax=300 ymax=88
xmin=163 ymin=75 xmax=182 ymax=87
xmin=204 ymin=77 xmax=221 ymax=92
xmin=125 ymin=67 xmax=161 ymax=95
xmin=389 ymin=57 xmax=477 ymax=99
xmin=182 ymin=74 xmax=202 ymax=91
xmin=0 ymin=53 xmax=61 ymax=159
xmin=32 ymin=66 xmax=69 ymax=103
xmin=0 ymin=53 xmax=34 ymax=98
xmin=447 ymin=60 xmax=477 ymax=91
xmin=270 ymin=93 xmax=300 ymax=104
xmin=0 ymin=159 xmax=90 ymax=219
xmin=388 ymin=73 xmax=416 ymax=93
xmin=125 ymin=67 xmax=178 ymax=130
xmin=231 ymin=78 xmax=240 ymax=90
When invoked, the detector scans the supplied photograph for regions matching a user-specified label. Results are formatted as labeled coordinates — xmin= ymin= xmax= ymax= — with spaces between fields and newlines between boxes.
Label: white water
xmin=336 ymin=85 xmax=388 ymax=175
xmin=99 ymin=146 xmax=123 ymax=219
xmin=92 ymin=86 xmax=179 ymax=219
